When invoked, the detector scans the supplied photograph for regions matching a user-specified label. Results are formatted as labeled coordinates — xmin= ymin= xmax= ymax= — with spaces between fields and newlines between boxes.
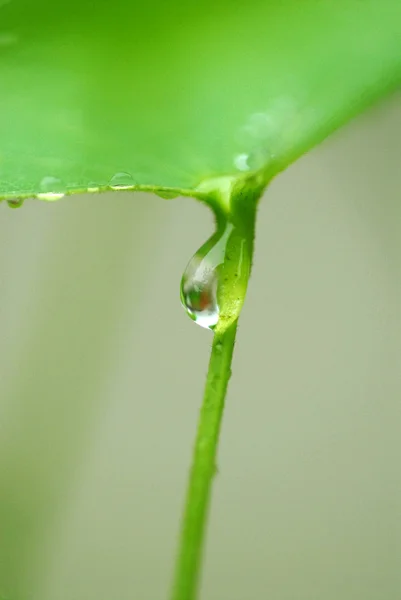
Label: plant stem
xmin=170 ymin=320 xmax=238 ymax=600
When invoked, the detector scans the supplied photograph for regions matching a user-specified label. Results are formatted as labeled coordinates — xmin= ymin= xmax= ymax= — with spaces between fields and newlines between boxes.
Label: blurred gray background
xmin=0 ymin=94 xmax=400 ymax=600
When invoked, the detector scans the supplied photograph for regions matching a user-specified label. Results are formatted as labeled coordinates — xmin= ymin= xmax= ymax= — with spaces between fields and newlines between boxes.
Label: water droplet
xmin=245 ymin=147 xmax=271 ymax=171
xmin=215 ymin=341 xmax=223 ymax=353
xmin=180 ymin=223 xmax=233 ymax=330
xmin=37 ymin=177 xmax=65 ymax=201
xmin=109 ymin=172 xmax=135 ymax=190
xmin=7 ymin=197 xmax=24 ymax=209
xmin=234 ymin=153 xmax=250 ymax=172
xmin=87 ymin=182 xmax=100 ymax=193
xmin=155 ymin=189 xmax=179 ymax=200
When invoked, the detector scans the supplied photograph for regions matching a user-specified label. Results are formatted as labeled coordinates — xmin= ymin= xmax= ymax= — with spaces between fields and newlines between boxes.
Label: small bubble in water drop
xmin=109 ymin=172 xmax=135 ymax=190
xmin=37 ymin=176 xmax=66 ymax=201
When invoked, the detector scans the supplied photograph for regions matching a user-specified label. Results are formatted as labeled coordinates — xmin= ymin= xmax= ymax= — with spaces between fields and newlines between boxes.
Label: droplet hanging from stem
xmin=180 ymin=183 xmax=259 ymax=333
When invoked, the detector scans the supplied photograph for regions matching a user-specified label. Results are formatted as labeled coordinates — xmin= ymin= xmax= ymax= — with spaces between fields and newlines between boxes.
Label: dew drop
xmin=180 ymin=223 xmax=233 ymax=330
xmin=87 ymin=182 xmax=100 ymax=193
xmin=245 ymin=147 xmax=271 ymax=171
xmin=234 ymin=153 xmax=250 ymax=172
xmin=181 ymin=265 xmax=219 ymax=330
xmin=155 ymin=189 xmax=179 ymax=200
xmin=6 ymin=197 xmax=24 ymax=209
xmin=37 ymin=176 xmax=66 ymax=201
xmin=109 ymin=172 xmax=135 ymax=190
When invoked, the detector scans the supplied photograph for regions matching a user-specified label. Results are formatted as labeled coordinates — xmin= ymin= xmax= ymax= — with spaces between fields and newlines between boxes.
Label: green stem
xmin=170 ymin=320 xmax=238 ymax=600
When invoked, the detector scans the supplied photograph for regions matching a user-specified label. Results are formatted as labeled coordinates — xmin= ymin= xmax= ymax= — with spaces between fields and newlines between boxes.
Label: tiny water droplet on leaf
xmin=109 ymin=172 xmax=136 ymax=190
xmin=245 ymin=147 xmax=271 ymax=171
xmin=233 ymin=153 xmax=250 ymax=172
xmin=37 ymin=176 xmax=66 ymax=201
xmin=155 ymin=189 xmax=179 ymax=200
xmin=87 ymin=182 xmax=100 ymax=193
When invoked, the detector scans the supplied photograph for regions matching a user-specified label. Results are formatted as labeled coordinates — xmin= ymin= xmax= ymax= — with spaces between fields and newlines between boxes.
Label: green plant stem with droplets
xmin=170 ymin=320 xmax=238 ymax=600
xmin=170 ymin=180 xmax=263 ymax=600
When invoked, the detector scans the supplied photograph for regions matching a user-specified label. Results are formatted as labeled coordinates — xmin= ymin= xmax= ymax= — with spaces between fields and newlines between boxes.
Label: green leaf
xmin=0 ymin=0 xmax=400 ymax=202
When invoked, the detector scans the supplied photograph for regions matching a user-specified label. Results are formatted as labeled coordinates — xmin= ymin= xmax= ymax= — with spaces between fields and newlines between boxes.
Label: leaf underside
xmin=0 ymin=0 xmax=400 ymax=201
